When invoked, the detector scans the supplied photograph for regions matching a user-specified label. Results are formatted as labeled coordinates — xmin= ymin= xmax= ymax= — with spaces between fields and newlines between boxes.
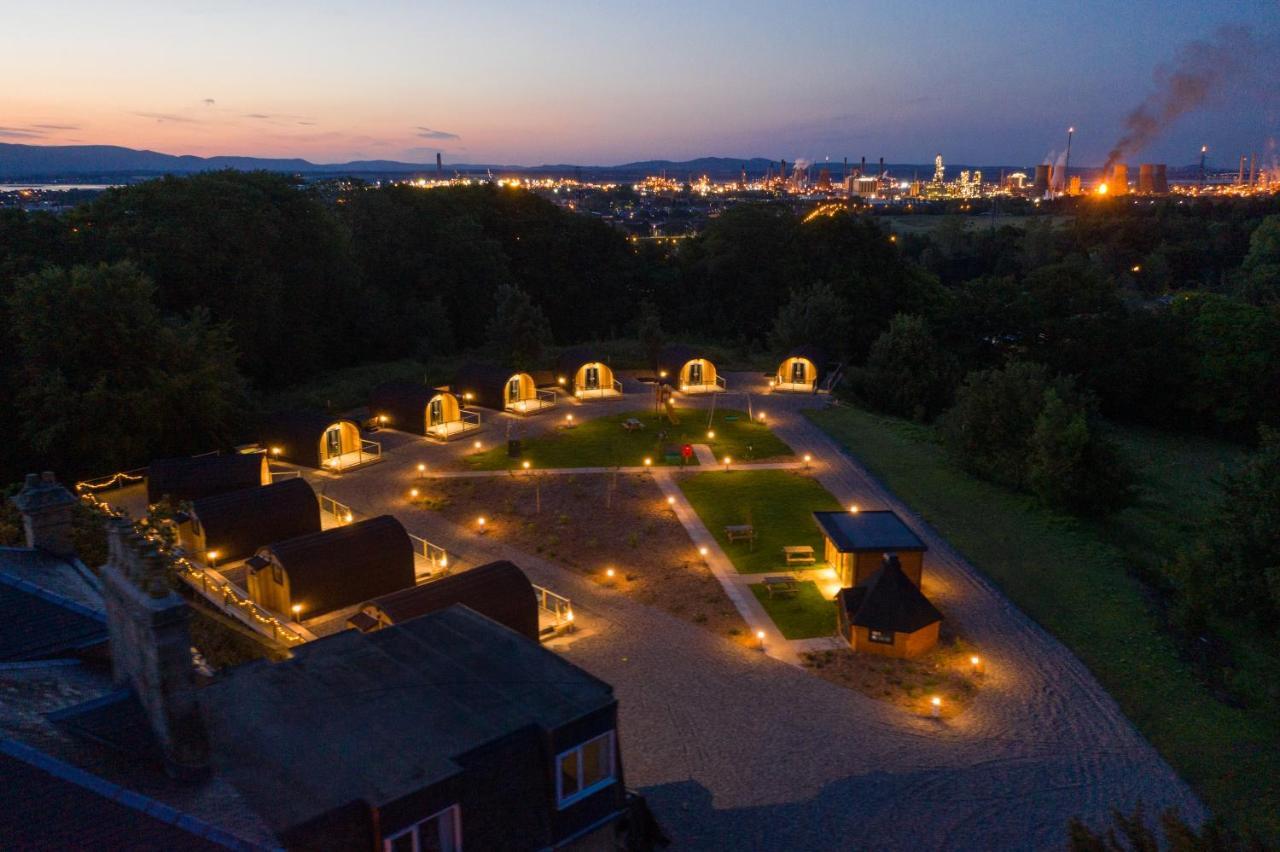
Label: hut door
xmin=688 ymin=362 xmax=703 ymax=386
xmin=584 ymin=365 xmax=600 ymax=390
xmin=508 ymin=377 xmax=522 ymax=403
xmin=324 ymin=427 xmax=343 ymax=460
xmin=791 ymin=360 xmax=807 ymax=384
xmin=429 ymin=397 xmax=443 ymax=427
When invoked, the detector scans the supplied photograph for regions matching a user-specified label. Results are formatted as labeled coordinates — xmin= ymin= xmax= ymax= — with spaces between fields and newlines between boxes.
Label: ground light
xmin=707 ymin=429 xmax=716 ymax=439
xmin=477 ymin=516 xmax=487 ymax=534
xmin=666 ymin=495 xmax=676 ymax=506
xmin=698 ymin=546 xmax=709 ymax=557
xmin=605 ymin=567 xmax=615 ymax=578
xmin=756 ymin=629 xmax=766 ymax=650
xmin=930 ymin=696 xmax=942 ymax=718
xmin=970 ymin=655 xmax=983 ymax=675
xmin=522 ymin=460 xmax=531 ymax=471
xmin=409 ymin=488 xmax=420 ymax=498
xmin=849 ymin=503 xmax=860 ymax=514
xmin=291 ymin=604 xmax=302 ymax=621
xmin=758 ymin=412 xmax=766 ymax=422
xmin=270 ymin=446 xmax=282 ymax=457
xmin=473 ymin=440 xmax=482 ymax=450
xmin=644 ymin=457 xmax=653 ymax=467
xmin=723 ymin=456 xmax=732 ymax=471
xmin=205 ymin=550 xmax=219 ymax=566
xmin=417 ymin=462 xmax=426 ymax=473
xmin=343 ymin=512 xmax=354 ymax=523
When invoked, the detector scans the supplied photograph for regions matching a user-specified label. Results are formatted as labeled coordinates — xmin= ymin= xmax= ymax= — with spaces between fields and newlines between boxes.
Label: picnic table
xmin=622 ymin=418 xmax=645 ymax=431
xmin=783 ymin=545 xmax=816 ymax=565
xmin=761 ymin=576 xmax=798 ymax=598
xmin=724 ymin=524 xmax=756 ymax=543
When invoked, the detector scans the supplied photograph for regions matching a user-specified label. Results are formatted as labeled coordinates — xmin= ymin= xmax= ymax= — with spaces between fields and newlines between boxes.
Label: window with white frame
xmin=556 ymin=731 xmax=616 ymax=808
xmin=383 ymin=805 xmax=461 ymax=852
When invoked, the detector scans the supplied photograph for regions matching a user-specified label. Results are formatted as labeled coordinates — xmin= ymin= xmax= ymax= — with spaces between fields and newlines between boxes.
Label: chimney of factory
xmin=1153 ymin=164 xmax=1168 ymax=195
xmin=1110 ymin=163 xmax=1129 ymax=193
xmin=1032 ymin=164 xmax=1051 ymax=197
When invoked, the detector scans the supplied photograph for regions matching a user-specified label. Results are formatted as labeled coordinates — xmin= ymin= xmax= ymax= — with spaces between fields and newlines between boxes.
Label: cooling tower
xmin=1110 ymin=163 xmax=1128 ymax=192
xmin=1154 ymin=164 xmax=1168 ymax=195
xmin=1033 ymin=164 xmax=1051 ymax=196
xmin=1138 ymin=164 xmax=1155 ymax=194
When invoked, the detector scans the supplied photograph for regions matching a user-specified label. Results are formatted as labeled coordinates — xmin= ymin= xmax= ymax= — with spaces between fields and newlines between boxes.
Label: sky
xmin=2 ymin=0 xmax=1278 ymax=167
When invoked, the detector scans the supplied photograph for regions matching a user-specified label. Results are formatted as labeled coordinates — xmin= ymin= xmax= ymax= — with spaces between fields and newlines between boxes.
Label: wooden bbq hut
xmin=812 ymin=509 xmax=927 ymax=588
xmin=836 ymin=554 xmax=942 ymax=658
xmin=369 ymin=381 xmax=479 ymax=441
xmin=146 ymin=453 xmax=270 ymax=506
xmin=773 ymin=345 xmax=824 ymax=392
xmin=348 ymin=560 xmax=539 ymax=640
xmin=555 ymin=346 xmax=621 ymax=400
xmin=657 ymin=345 xmax=723 ymax=393
xmin=178 ymin=478 xmax=320 ymax=564
xmin=246 ymin=515 xmax=414 ymax=620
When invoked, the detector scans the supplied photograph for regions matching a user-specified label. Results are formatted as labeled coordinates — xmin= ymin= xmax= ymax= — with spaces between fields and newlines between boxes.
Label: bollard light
xmin=707 ymin=429 xmax=716 ymax=439
xmin=291 ymin=604 xmax=302 ymax=621
xmin=930 ymin=696 xmax=942 ymax=718
xmin=606 ymin=567 xmax=615 ymax=578
xmin=417 ymin=462 xmax=426 ymax=473
xmin=477 ymin=516 xmax=487 ymax=534
xmin=644 ymin=457 xmax=653 ymax=467
xmin=756 ymin=629 xmax=766 ymax=649
xmin=849 ymin=504 xmax=859 ymax=514
xmin=409 ymin=487 xmax=420 ymax=498
xmin=666 ymin=495 xmax=676 ymax=505
xmin=522 ymin=460 xmax=531 ymax=470
xmin=473 ymin=440 xmax=482 ymax=450
xmin=698 ymin=546 xmax=708 ymax=557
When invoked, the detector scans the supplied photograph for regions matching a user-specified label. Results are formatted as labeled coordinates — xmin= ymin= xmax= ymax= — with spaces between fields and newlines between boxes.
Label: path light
xmin=522 ymin=460 xmax=531 ymax=470
xmin=558 ymin=376 xmax=566 ymax=385
xmin=477 ymin=516 xmax=487 ymax=534
xmin=409 ymin=487 xmax=420 ymax=498
xmin=606 ymin=567 xmax=615 ymax=578
xmin=930 ymin=696 xmax=942 ymax=718
xmin=566 ymin=413 xmax=575 ymax=424
xmin=270 ymin=446 xmax=282 ymax=457
xmin=473 ymin=440 xmax=482 ymax=450
xmin=666 ymin=495 xmax=676 ymax=506
xmin=378 ymin=415 xmax=388 ymax=424
xmin=698 ymin=546 xmax=709 ymax=557
xmin=205 ymin=550 xmax=220 ymax=566
xmin=644 ymin=457 xmax=653 ymax=467
xmin=723 ymin=456 xmax=732 ymax=471
xmin=849 ymin=504 xmax=860 ymax=514
xmin=343 ymin=512 xmax=353 ymax=523
xmin=291 ymin=603 xmax=302 ymax=621
xmin=758 ymin=411 xmax=767 ymax=423
xmin=707 ymin=429 xmax=716 ymax=439
xmin=756 ymin=629 xmax=766 ymax=649
xmin=970 ymin=655 xmax=982 ymax=674
xmin=417 ymin=462 xmax=426 ymax=473
xmin=439 ymin=555 xmax=448 ymax=569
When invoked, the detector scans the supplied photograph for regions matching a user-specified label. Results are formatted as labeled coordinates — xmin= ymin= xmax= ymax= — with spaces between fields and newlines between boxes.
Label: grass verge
xmin=750 ymin=581 xmax=835 ymax=638
xmin=805 ymin=404 xmax=1277 ymax=838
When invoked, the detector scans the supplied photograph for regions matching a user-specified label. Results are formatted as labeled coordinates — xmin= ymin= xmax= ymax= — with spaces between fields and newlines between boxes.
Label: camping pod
xmin=555 ymin=346 xmax=621 ymax=400
xmin=836 ymin=555 xmax=942 ymax=658
xmin=369 ymin=381 xmax=480 ymax=441
xmin=348 ymin=559 xmax=539 ymax=640
xmin=657 ymin=345 xmax=723 ymax=393
xmin=452 ymin=363 xmax=556 ymax=415
xmin=812 ymin=509 xmax=927 ymax=588
xmin=146 ymin=453 xmax=270 ymax=506
xmin=179 ymin=478 xmax=320 ymax=565
xmin=246 ymin=515 xmax=414 ymax=620
xmin=773 ymin=345 xmax=824 ymax=392
xmin=260 ymin=411 xmax=374 ymax=470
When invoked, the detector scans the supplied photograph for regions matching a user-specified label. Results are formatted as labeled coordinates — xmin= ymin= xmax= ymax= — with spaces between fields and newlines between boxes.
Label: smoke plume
xmin=1104 ymin=26 xmax=1262 ymax=172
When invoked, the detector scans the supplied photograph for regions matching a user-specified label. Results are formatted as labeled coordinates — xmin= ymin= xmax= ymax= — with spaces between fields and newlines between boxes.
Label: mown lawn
xmin=466 ymin=408 xmax=793 ymax=470
xmin=679 ymin=469 xmax=843 ymax=573
xmin=750 ymin=581 xmax=836 ymax=639
xmin=806 ymin=405 xmax=1277 ymax=839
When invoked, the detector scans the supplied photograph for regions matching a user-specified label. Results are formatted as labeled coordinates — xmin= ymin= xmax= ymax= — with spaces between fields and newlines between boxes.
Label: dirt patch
xmin=417 ymin=472 xmax=753 ymax=645
xmin=800 ymin=628 xmax=983 ymax=719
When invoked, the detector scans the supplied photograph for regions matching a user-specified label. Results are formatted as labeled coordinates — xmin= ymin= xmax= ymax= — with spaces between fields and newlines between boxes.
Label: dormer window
xmin=556 ymin=731 xmax=616 ymax=808
xmin=383 ymin=804 xmax=460 ymax=852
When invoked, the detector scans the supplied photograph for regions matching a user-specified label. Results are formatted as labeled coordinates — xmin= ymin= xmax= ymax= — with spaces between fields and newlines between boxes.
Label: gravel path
xmin=303 ymin=373 xmax=1202 ymax=850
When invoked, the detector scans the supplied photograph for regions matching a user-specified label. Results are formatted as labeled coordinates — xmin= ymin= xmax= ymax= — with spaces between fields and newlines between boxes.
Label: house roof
xmin=838 ymin=556 xmax=942 ymax=634
xmin=0 ymin=570 xmax=107 ymax=662
xmin=259 ymin=411 xmax=361 ymax=469
xmin=202 ymin=605 xmax=615 ymax=836
xmin=812 ymin=510 xmax=926 ymax=553
xmin=0 ymin=737 xmax=261 ymax=851
xmin=452 ymin=362 xmax=521 ymax=410
xmin=147 ymin=454 xmax=266 ymax=506
xmin=555 ymin=345 xmax=608 ymax=379
xmin=369 ymin=381 xmax=440 ymax=433
xmin=353 ymin=560 xmax=539 ymax=641
xmin=254 ymin=515 xmax=414 ymax=617
xmin=0 ymin=546 xmax=103 ymax=612
xmin=189 ymin=479 xmax=319 ymax=563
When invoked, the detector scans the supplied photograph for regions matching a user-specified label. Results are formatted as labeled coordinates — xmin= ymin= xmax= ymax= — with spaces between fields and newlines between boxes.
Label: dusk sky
xmin=4 ymin=0 xmax=1278 ymax=167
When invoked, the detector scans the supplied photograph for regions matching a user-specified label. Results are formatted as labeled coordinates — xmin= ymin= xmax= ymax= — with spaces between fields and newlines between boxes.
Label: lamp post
xmin=291 ymin=603 xmax=302 ymax=623
xmin=477 ymin=516 xmax=487 ymax=535
xmin=756 ymin=629 xmax=766 ymax=651
xmin=930 ymin=696 xmax=942 ymax=718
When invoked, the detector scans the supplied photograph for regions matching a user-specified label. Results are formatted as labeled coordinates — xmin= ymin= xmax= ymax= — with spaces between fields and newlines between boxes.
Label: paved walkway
xmin=293 ymin=371 xmax=1202 ymax=849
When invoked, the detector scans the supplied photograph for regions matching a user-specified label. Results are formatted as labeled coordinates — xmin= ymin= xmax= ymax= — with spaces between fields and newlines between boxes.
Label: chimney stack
xmin=436 ymin=152 xmax=442 ymax=175
xmin=102 ymin=518 xmax=209 ymax=779
xmin=10 ymin=472 xmax=78 ymax=558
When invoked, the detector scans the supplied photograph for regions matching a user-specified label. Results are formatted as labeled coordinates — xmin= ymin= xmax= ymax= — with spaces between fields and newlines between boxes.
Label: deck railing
xmin=715 ymin=375 xmax=728 ymax=389
xmin=409 ymin=533 xmax=450 ymax=574
xmin=75 ymin=467 xmax=148 ymax=505
xmin=268 ymin=468 xmax=302 ymax=482
xmin=319 ymin=494 xmax=355 ymax=524
xmin=535 ymin=388 xmax=558 ymax=407
xmin=533 ymin=584 xmax=575 ymax=632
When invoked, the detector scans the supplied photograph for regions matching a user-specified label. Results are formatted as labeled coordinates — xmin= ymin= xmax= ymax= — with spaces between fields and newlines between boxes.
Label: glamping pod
xmin=773 ymin=345 xmax=824 ymax=392
xmin=555 ymin=346 xmax=622 ymax=400
xmin=348 ymin=559 xmax=539 ymax=640
xmin=146 ymin=453 xmax=270 ymax=506
xmin=246 ymin=515 xmax=414 ymax=619
xmin=369 ymin=381 xmax=481 ymax=441
xmin=452 ymin=363 xmax=556 ymax=416
xmin=657 ymin=345 xmax=724 ymax=394
xmin=178 ymin=478 xmax=320 ymax=564
xmin=836 ymin=554 xmax=942 ymax=658
xmin=812 ymin=509 xmax=927 ymax=589
xmin=260 ymin=411 xmax=379 ymax=471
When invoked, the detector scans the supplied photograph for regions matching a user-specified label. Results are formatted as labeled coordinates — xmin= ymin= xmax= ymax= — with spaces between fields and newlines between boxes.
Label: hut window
xmin=556 ymin=730 xmax=616 ymax=808
xmin=868 ymin=629 xmax=894 ymax=645
xmin=383 ymin=805 xmax=460 ymax=852
xmin=791 ymin=360 xmax=807 ymax=383
xmin=272 ymin=564 xmax=283 ymax=585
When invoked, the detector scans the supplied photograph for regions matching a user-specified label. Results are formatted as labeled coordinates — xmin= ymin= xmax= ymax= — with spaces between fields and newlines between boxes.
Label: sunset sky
xmin=3 ymin=0 xmax=1277 ymax=166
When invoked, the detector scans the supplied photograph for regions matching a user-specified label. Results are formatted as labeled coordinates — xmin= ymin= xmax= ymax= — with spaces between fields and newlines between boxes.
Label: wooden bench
xmin=761 ymin=576 xmax=798 ymax=598
xmin=783 ymin=545 xmax=816 ymax=565
xmin=724 ymin=524 xmax=756 ymax=543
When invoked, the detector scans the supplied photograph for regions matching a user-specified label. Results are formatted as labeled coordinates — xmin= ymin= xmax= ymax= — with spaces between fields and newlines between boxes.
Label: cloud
xmin=416 ymin=126 xmax=460 ymax=140
xmin=31 ymin=123 xmax=79 ymax=130
xmin=245 ymin=113 xmax=272 ymax=119
xmin=203 ymin=98 xmax=216 ymax=106
xmin=134 ymin=111 xmax=197 ymax=123
xmin=0 ymin=126 xmax=48 ymax=138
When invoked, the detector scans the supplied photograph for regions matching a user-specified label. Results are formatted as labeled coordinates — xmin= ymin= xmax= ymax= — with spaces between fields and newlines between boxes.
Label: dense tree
xmin=635 ymin=300 xmax=666 ymax=369
xmin=848 ymin=314 xmax=958 ymax=421
xmin=1239 ymin=214 xmax=1280 ymax=305
xmin=6 ymin=262 xmax=247 ymax=478
xmin=1027 ymin=388 xmax=1133 ymax=516
xmin=487 ymin=284 xmax=553 ymax=370
xmin=1068 ymin=804 xmax=1258 ymax=852
xmin=768 ymin=281 xmax=855 ymax=363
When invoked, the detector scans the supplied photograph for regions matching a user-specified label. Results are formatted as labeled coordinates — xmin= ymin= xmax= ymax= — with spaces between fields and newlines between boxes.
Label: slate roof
xmin=838 ymin=557 xmax=942 ymax=634
xmin=0 ymin=737 xmax=262 ymax=851
xmin=353 ymin=560 xmax=539 ymax=640
xmin=0 ymin=570 xmax=107 ymax=662
xmin=203 ymin=605 xmax=614 ymax=836
xmin=812 ymin=510 xmax=927 ymax=553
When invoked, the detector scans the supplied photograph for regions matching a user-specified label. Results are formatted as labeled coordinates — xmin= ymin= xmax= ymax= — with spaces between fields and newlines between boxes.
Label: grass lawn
xmin=465 ymin=408 xmax=793 ymax=470
xmin=806 ymin=404 xmax=1277 ymax=838
xmin=679 ymin=469 xmax=843 ymax=573
xmin=750 ymin=581 xmax=835 ymax=639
